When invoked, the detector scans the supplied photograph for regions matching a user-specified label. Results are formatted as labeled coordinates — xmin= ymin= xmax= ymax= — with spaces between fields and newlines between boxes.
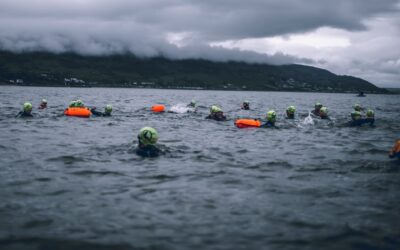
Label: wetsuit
xmin=241 ymin=104 xmax=250 ymax=110
xmin=349 ymin=118 xmax=374 ymax=127
xmin=320 ymin=115 xmax=329 ymax=120
xmin=16 ymin=111 xmax=33 ymax=118
xmin=286 ymin=112 xmax=294 ymax=119
xmin=90 ymin=108 xmax=111 ymax=117
xmin=260 ymin=121 xmax=275 ymax=128
xmin=311 ymin=109 xmax=320 ymax=116
xmin=135 ymin=144 xmax=162 ymax=157
xmin=38 ymin=103 xmax=47 ymax=109
xmin=206 ymin=112 xmax=227 ymax=121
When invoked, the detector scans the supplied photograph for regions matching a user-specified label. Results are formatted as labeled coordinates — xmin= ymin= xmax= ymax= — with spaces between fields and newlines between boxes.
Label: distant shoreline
xmin=1 ymin=83 xmax=397 ymax=95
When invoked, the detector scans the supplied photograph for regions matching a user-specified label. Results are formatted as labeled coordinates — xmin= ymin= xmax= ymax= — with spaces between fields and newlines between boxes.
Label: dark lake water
xmin=0 ymin=86 xmax=399 ymax=250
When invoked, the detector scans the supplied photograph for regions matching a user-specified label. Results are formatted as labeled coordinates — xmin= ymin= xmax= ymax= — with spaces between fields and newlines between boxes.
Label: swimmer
xmin=135 ymin=127 xmax=161 ymax=157
xmin=319 ymin=107 xmax=329 ymax=119
xmin=365 ymin=109 xmax=375 ymax=126
xmin=16 ymin=102 xmax=33 ymax=118
xmin=38 ymin=99 xmax=47 ymax=109
xmin=389 ymin=139 xmax=400 ymax=159
xmin=206 ymin=105 xmax=227 ymax=121
xmin=353 ymin=103 xmax=363 ymax=111
xmin=69 ymin=99 xmax=85 ymax=108
xmin=261 ymin=110 xmax=276 ymax=127
xmin=311 ymin=102 xmax=323 ymax=116
xmin=241 ymin=101 xmax=250 ymax=110
xmin=286 ymin=106 xmax=296 ymax=119
xmin=187 ymin=100 xmax=197 ymax=108
xmin=349 ymin=109 xmax=374 ymax=127
xmin=91 ymin=104 xmax=112 ymax=116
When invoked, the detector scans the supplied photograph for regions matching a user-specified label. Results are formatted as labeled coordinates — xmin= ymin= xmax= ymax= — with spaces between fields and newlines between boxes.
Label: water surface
xmin=0 ymin=86 xmax=399 ymax=250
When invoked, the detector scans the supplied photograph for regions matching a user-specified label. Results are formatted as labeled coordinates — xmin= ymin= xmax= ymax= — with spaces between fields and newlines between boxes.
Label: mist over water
xmin=0 ymin=86 xmax=399 ymax=250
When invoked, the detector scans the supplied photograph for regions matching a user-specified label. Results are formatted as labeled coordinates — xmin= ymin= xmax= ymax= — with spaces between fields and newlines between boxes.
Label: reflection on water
xmin=0 ymin=86 xmax=399 ymax=250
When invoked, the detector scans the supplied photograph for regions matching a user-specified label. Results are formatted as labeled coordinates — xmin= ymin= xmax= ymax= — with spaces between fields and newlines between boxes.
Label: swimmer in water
xmin=206 ymin=105 xmax=227 ymax=121
xmin=187 ymin=100 xmax=197 ymax=112
xmin=241 ymin=101 xmax=250 ymax=110
xmin=318 ymin=107 xmax=329 ymax=119
xmin=312 ymin=102 xmax=323 ymax=116
xmin=135 ymin=127 xmax=161 ymax=157
xmin=187 ymin=100 xmax=196 ymax=108
xmin=91 ymin=104 xmax=112 ymax=116
xmin=349 ymin=109 xmax=375 ymax=126
xmin=16 ymin=102 xmax=33 ymax=118
xmin=353 ymin=103 xmax=363 ymax=112
xmin=286 ymin=106 xmax=296 ymax=119
xmin=38 ymin=99 xmax=47 ymax=109
xmin=69 ymin=99 xmax=85 ymax=108
xmin=261 ymin=110 xmax=276 ymax=127
xmin=389 ymin=139 xmax=400 ymax=159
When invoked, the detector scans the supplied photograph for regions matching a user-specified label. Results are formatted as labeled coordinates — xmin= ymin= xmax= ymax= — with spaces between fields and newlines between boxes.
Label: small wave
xmin=22 ymin=219 xmax=53 ymax=229
xmin=47 ymin=155 xmax=85 ymax=165
xmin=69 ymin=170 xmax=125 ymax=176
xmin=168 ymin=103 xmax=195 ymax=113
xmin=0 ymin=238 xmax=134 ymax=250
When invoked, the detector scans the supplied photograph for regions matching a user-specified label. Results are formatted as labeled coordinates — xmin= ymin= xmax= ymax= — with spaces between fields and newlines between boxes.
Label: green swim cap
xmin=139 ymin=127 xmax=159 ymax=145
xmin=351 ymin=111 xmax=362 ymax=119
xmin=105 ymin=104 xmax=112 ymax=114
xmin=315 ymin=102 xmax=322 ymax=109
xmin=320 ymin=107 xmax=328 ymax=115
xmin=354 ymin=103 xmax=362 ymax=111
xmin=42 ymin=99 xmax=47 ymax=104
xmin=266 ymin=110 xmax=276 ymax=122
xmin=23 ymin=102 xmax=32 ymax=112
xmin=190 ymin=100 xmax=196 ymax=106
xmin=244 ymin=100 xmax=250 ymax=104
xmin=210 ymin=105 xmax=222 ymax=113
xmin=287 ymin=105 xmax=296 ymax=114
xmin=366 ymin=109 xmax=375 ymax=117
xmin=76 ymin=100 xmax=84 ymax=107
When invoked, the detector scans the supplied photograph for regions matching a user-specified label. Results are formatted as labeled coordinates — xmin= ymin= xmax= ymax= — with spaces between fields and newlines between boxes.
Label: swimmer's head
xmin=138 ymin=127 xmax=159 ymax=146
xmin=189 ymin=100 xmax=196 ymax=107
xmin=105 ymin=104 xmax=112 ymax=114
xmin=210 ymin=105 xmax=222 ymax=114
xmin=76 ymin=100 xmax=84 ymax=107
xmin=266 ymin=110 xmax=276 ymax=122
xmin=351 ymin=111 xmax=362 ymax=120
xmin=315 ymin=102 xmax=323 ymax=109
xmin=319 ymin=107 xmax=328 ymax=116
xmin=354 ymin=103 xmax=362 ymax=111
xmin=23 ymin=102 xmax=32 ymax=113
xmin=286 ymin=105 xmax=296 ymax=115
xmin=366 ymin=109 xmax=375 ymax=118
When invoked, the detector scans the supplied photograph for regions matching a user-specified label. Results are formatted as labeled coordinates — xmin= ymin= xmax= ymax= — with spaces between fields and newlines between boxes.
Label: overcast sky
xmin=0 ymin=0 xmax=399 ymax=87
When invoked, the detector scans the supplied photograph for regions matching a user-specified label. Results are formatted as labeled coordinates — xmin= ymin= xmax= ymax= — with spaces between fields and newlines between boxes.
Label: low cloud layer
xmin=0 ymin=0 xmax=399 ymax=86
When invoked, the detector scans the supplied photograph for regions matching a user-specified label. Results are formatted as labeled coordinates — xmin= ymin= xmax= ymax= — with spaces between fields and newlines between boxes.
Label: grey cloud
xmin=0 ymin=0 xmax=399 ymax=74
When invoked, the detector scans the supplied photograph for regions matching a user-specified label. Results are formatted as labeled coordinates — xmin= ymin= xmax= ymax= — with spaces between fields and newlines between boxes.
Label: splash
xmin=169 ymin=103 xmax=195 ymax=114
xmin=301 ymin=111 xmax=315 ymax=126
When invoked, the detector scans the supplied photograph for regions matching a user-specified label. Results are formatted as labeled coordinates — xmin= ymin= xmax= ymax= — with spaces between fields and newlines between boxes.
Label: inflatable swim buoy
xmin=235 ymin=119 xmax=261 ymax=128
xmin=64 ymin=107 xmax=91 ymax=117
xmin=151 ymin=105 xmax=165 ymax=113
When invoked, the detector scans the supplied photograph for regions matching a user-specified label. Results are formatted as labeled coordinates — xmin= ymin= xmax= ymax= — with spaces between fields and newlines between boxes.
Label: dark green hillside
xmin=0 ymin=51 xmax=386 ymax=93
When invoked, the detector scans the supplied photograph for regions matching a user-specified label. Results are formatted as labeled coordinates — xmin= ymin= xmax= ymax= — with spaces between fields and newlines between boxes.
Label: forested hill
xmin=0 ymin=51 xmax=387 ymax=93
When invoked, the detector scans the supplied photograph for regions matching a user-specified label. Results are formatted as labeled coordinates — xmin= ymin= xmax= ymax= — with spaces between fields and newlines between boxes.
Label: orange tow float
xmin=64 ymin=107 xmax=92 ymax=118
xmin=235 ymin=119 xmax=261 ymax=128
xmin=151 ymin=105 xmax=165 ymax=113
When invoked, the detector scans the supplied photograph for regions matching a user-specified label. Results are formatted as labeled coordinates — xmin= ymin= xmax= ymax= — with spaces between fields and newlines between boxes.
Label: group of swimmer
xmin=205 ymin=101 xmax=375 ymax=128
xmin=15 ymin=98 xmax=399 ymax=159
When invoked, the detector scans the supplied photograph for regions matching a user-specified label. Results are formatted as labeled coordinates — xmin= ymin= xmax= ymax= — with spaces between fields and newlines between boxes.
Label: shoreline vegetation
xmin=0 ymin=51 xmax=391 ymax=94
